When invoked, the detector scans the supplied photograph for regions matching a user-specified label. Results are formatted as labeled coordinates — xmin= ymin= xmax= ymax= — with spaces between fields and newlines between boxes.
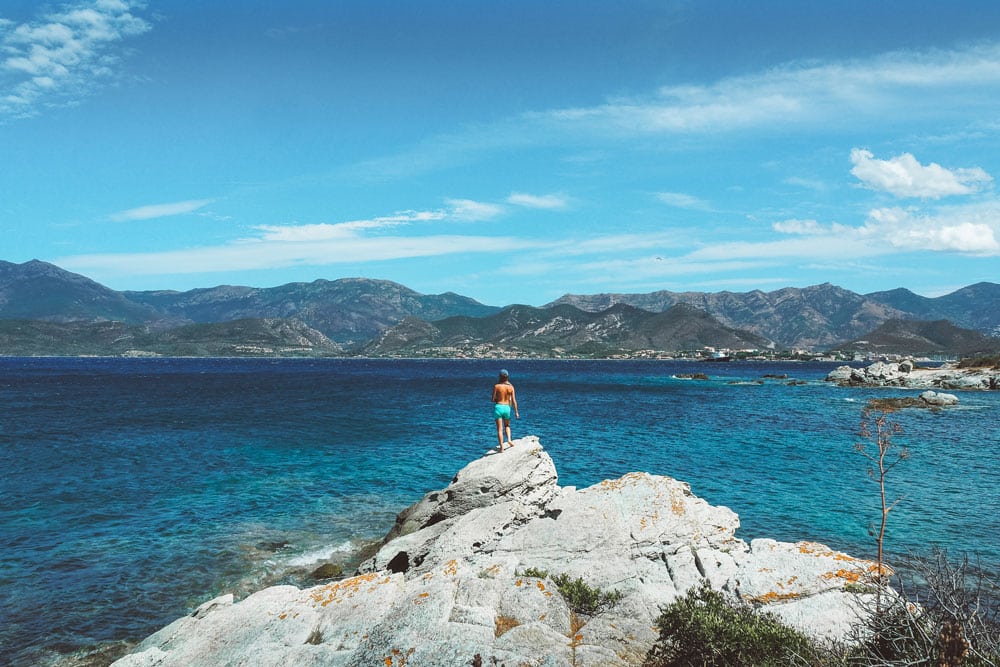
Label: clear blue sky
xmin=3 ymin=1 xmax=1000 ymax=306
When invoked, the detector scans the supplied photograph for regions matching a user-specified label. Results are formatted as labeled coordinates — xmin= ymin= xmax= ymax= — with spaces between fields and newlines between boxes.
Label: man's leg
xmin=504 ymin=419 xmax=512 ymax=445
xmin=496 ymin=419 xmax=505 ymax=450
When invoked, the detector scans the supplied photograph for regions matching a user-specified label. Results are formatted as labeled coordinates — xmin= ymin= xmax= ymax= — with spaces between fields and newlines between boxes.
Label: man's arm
xmin=511 ymin=388 xmax=519 ymax=417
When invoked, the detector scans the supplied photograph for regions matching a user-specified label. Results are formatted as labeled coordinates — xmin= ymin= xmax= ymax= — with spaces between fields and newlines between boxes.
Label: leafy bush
xmin=517 ymin=568 xmax=623 ymax=616
xmin=550 ymin=573 xmax=623 ymax=617
xmin=644 ymin=581 xmax=825 ymax=667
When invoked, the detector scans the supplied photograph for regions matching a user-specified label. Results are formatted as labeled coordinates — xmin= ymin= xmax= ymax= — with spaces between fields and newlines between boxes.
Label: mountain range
xmin=546 ymin=282 xmax=1000 ymax=349
xmin=1 ymin=259 xmax=998 ymax=357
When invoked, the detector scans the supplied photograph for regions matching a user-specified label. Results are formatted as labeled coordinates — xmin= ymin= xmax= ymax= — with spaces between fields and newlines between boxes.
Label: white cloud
xmin=252 ymin=199 xmax=504 ymax=245
xmin=0 ymin=0 xmax=150 ymax=118
xmin=850 ymin=148 xmax=992 ymax=199
xmin=507 ymin=192 xmax=569 ymax=210
xmin=110 ymin=199 xmax=213 ymax=222
xmin=445 ymin=198 xmax=505 ymax=221
xmin=535 ymin=43 xmax=1000 ymax=136
xmin=861 ymin=205 xmax=1000 ymax=253
xmin=770 ymin=201 xmax=1000 ymax=255
xmin=655 ymin=191 xmax=711 ymax=210
xmin=67 ymin=199 xmax=523 ymax=276
xmin=253 ymin=210 xmax=444 ymax=242
xmin=57 ymin=233 xmax=537 ymax=277
xmin=772 ymin=219 xmax=850 ymax=235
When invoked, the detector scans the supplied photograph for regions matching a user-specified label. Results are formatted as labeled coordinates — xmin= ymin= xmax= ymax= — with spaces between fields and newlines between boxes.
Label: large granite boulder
xmin=113 ymin=436 xmax=877 ymax=666
xmin=827 ymin=361 xmax=999 ymax=390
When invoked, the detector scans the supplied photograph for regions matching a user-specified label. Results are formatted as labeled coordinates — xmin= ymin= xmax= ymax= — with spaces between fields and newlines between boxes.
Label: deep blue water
xmin=1 ymin=357 xmax=998 ymax=666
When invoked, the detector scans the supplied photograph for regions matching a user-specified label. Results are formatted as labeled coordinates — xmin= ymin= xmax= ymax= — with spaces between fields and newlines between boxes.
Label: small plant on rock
xmin=550 ymin=573 xmax=623 ymax=617
xmin=518 ymin=567 xmax=550 ymax=579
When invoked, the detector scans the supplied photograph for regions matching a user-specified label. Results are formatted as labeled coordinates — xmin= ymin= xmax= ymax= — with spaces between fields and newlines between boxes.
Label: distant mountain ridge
xmin=831 ymin=319 xmax=999 ymax=358
xmin=123 ymin=279 xmax=497 ymax=345
xmin=0 ymin=260 xmax=499 ymax=345
xmin=362 ymin=302 xmax=772 ymax=357
xmin=546 ymin=282 xmax=1000 ymax=348
xmin=1 ymin=259 xmax=998 ymax=357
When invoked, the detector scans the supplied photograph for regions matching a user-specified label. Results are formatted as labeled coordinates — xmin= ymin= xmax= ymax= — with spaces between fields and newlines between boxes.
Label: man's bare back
xmin=492 ymin=382 xmax=515 ymax=405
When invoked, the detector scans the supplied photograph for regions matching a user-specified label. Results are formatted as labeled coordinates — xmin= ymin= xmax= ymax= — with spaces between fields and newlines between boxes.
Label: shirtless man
xmin=491 ymin=369 xmax=519 ymax=451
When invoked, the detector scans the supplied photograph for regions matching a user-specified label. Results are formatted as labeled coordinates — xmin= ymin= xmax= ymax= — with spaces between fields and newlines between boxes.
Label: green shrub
xmin=550 ymin=573 xmax=623 ymax=616
xmin=517 ymin=567 xmax=623 ymax=617
xmin=518 ymin=567 xmax=550 ymax=579
xmin=644 ymin=581 xmax=825 ymax=667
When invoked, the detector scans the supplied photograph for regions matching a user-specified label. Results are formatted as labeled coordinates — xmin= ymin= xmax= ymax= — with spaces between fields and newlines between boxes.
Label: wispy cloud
xmin=655 ymin=191 xmax=712 ymax=211
xmin=772 ymin=219 xmax=850 ymax=236
xmin=445 ymin=198 xmax=505 ymax=221
xmin=61 ymin=198 xmax=520 ymax=277
xmin=253 ymin=212 xmax=435 ymax=242
xmin=507 ymin=192 xmax=570 ymax=210
xmin=252 ymin=199 xmax=502 ymax=243
xmin=850 ymin=148 xmax=992 ymax=199
xmin=58 ymin=234 xmax=538 ymax=277
xmin=536 ymin=43 xmax=1000 ymax=137
xmin=110 ymin=198 xmax=213 ymax=222
xmin=0 ymin=0 xmax=150 ymax=118
xmin=350 ymin=42 xmax=1000 ymax=185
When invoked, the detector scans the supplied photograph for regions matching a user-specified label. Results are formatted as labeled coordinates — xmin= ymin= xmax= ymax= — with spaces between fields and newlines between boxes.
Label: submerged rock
xmin=113 ymin=437 xmax=878 ymax=666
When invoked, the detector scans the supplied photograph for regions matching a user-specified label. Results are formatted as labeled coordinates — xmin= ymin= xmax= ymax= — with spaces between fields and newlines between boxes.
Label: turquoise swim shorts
xmin=493 ymin=403 xmax=512 ymax=420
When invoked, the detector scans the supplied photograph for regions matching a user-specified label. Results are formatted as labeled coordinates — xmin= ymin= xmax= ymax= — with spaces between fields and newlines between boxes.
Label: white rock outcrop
xmin=827 ymin=361 xmax=999 ymax=390
xmin=114 ymin=436 xmax=878 ymax=667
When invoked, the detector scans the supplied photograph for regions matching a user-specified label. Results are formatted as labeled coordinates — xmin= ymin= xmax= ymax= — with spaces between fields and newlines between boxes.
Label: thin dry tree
xmin=856 ymin=401 xmax=910 ymax=614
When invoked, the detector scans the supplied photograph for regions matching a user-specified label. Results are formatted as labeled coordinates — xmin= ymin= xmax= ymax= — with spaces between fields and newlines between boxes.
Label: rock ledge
xmin=114 ymin=437 xmax=877 ymax=667
xmin=826 ymin=361 xmax=999 ymax=390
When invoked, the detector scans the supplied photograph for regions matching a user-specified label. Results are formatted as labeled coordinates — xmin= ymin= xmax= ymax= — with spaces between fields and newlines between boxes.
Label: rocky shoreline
xmin=113 ymin=438 xmax=879 ymax=667
xmin=826 ymin=360 xmax=1000 ymax=390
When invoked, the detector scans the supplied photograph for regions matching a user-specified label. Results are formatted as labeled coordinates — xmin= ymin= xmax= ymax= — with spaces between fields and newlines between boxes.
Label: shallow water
xmin=1 ymin=357 xmax=997 ymax=665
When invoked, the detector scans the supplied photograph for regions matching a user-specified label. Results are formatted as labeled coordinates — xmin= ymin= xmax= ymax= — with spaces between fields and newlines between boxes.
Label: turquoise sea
xmin=1 ymin=357 xmax=998 ymax=666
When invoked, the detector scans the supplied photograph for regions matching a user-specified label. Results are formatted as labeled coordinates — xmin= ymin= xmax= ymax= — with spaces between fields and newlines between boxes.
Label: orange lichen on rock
xmin=797 ymin=542 xmax=859 ymax=562
xmin=305 ymin=572 xmax=387 ymax=608
xmin=383 ymin=647 xmax=415 ymax=666
xmin=746 ymin=590 xmax=802 ymax=604
xmin=867 ymin=562 xmax=894 ymax=577
xmin=596 ymin=472 xmax=648 ymax=492
xmin=443 ymin=559 xmax=459 ymax=576
xmin=536 ymin=580 xmax=553 ymax=597
xmin=822 ymin=568 xmax=862 ymax=583
xmin=638 ymin=510 xmax=661 ymax=530
xmin=413 ymin=592 xmax=430 ymax=605
xmin=481 ymin=563 xmax=501 ymax=578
